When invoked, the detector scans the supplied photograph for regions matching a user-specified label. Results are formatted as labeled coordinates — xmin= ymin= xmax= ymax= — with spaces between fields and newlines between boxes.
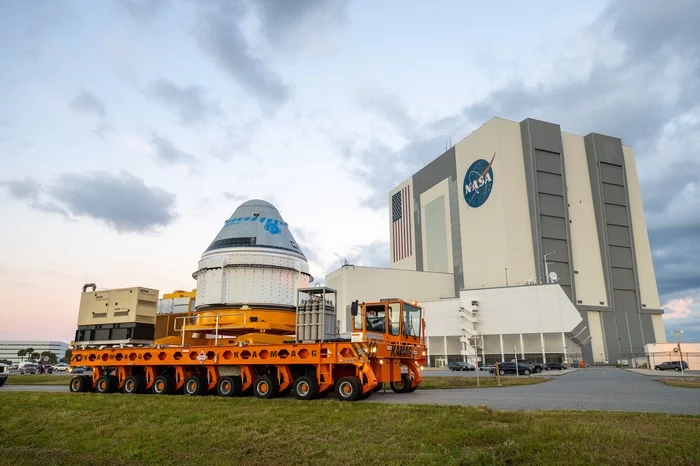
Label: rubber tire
xmin=0 ymin=379 xmax=5 ymax=387
xmin=217 ymin=376 xmax=242 ymax=397
xmin=152 ymin=375 xmax=176 ymax=395
xmin=335 ymin=376 xmax=362 ymax=401
xmin=390 ymin=373 xmax=411 ymax=393
xmin=523 ymin=369 xmax=531 ymax=376
xmin=95 ymin=375 xmax=118 ymax=394
xmin=499 ymin=369 xmax=506 ymax=376
xmin=123 ymin=375 xmax=146 ymax=394
xmin=184 ymin=375 xmax=207 ymax=396
xmin=535 ymin=367 xmax=542 ymax=373
xmin=69 ymin=375 xmax=90 ymax=392
xmin=373 ymin=383 xmax=384 ymax=393
xmin=253 ymin=375 xmax=278 ymax=399
xmin=293 ymin=376 xmax=318 ymax=400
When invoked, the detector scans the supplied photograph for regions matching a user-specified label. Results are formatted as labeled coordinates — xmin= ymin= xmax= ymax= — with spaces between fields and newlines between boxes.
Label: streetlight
xmin=543 ymin=251 xmax=556 ymax=283
xmin=670 ymin=330 xmax=685 ymax=375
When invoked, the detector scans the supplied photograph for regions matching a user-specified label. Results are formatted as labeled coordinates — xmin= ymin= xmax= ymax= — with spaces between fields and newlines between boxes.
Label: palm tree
xmin=40 ymin=351 xmax=57 ymax=365
xmin=17 ymin=349 xmax=26 ymax=362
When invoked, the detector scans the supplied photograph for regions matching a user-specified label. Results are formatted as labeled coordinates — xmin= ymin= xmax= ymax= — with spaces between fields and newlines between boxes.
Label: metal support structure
xmin=519 ymin=333 xmax=525 ymax=359
xmin=561 ymin=332 xmax=568 ymax=364
xmin=540 ymin=332 xmax=546 ymax=363
xmin=499 ymin=334 xmax=504 ymax=361
xmin=670 ymin=329 xmax=685 ymax=375
xmin=543 ymin=250 xmax=556 ymax=283
xmin=443 ymin=336 xmax=448 ymax=366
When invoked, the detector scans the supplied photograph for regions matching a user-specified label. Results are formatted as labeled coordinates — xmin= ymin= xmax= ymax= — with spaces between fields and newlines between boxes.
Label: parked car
xmin=544 ymin=362 xmax=567 ymax=371
xmin=19 ymin=364 xmax=38 ymax=374
xmin=516 ymin=359 xmax=544 ymax=373
xmin=654 ymin=361 xmax=689 ymax=371
xmin=448 ymin=361 xmax=475 ymax=371
xmin=489 ymin=362 xmax=533 ymax=376
xmin=53 ymin=363 xmax=69 ymax=372
xmin=0 ymin=363 xmax=9 ymax=387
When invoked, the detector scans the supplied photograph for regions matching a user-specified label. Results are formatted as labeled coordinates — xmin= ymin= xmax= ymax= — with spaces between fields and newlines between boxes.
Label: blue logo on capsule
xmin=463 ymin=154 xmax=495 ymax=208
xmin=265 ymin=222 xmax=281 ymax=235
xmin=224 ymin=215 xmax=287 ymax=235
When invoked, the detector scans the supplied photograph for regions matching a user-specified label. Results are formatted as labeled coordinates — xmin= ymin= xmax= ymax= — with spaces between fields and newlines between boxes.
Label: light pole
xmin=474 ymin=331 xmax=480 ymax=387
xmin=670 ymin=330 xmax=685 ymax=375
xmin=543 ymin=251 xmax=556 ymax=283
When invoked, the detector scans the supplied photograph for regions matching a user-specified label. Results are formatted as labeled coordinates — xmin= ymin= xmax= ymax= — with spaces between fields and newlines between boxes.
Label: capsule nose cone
xmin=203 ymin=199 xmax=307 ymax=260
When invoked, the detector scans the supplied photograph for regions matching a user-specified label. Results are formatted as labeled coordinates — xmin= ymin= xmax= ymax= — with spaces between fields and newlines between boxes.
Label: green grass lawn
xmin=0 ymin=392 xmax=698 ymax=465
xmin=418 ymin=375 xmax=547 ymax=389
xmin=5 ymin=374 xmax=74 ymax=385
xmin=656 ymin=377 xmax=700 ymax=388
xmin=6 ymin=374 xmax=545 ymax=390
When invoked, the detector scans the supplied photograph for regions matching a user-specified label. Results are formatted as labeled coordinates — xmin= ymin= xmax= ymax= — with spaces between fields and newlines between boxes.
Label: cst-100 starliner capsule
xmin=191 ymin=199 xmax=312 ymax=310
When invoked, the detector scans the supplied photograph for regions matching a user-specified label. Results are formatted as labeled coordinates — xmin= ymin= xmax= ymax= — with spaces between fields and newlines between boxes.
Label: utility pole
xmin=475 ymin=331 xmax=479 ymax=387
xmin=514 ymin=344 xmax=519 ymax=378
xmin=670 ymin=330 xmax=685 ymax=375
xmin=543 ymin=250 xmax=556 ymax=283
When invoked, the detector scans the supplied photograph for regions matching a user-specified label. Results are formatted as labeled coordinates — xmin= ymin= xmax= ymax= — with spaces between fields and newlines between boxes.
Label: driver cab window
xmin=388 ymin=303 xmax=400 ymax=335
xmin=365 ymin=305 xmax=386 ymax=332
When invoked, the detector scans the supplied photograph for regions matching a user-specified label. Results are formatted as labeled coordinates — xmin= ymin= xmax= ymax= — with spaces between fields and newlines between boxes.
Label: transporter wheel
xmin=95 ymin=375 xmax=118 ymax=394
xmin=152 ymin=375 xmax=176 ymax=395
xmin=253 ymin=375 xmax=279 ymax=399
xmin=184 ymin=375 xmax=208 ymax=396
xmin=69 ymin=375 xmax=91 ymax=393
xmin=217 ymin=376 xmax=242 ymax=397
xmin=293 ymin=376 xmax=318 ymax=400
xmin=123 ymin=375 xmax=146 ymax=394
xmin=335 ymin=376 xmax=362 ymax=401
xmin=390 ymin=373 xmax=411 ymax=393
xmin=373 ymin=383 xmax=384 ymax=393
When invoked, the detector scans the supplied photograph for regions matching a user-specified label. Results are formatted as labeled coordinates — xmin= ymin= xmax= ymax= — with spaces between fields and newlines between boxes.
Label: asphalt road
xmin=3 ymin=367 xmax=699 ymax=414
xmin=367 ymin=366 xmax=700 ymax=415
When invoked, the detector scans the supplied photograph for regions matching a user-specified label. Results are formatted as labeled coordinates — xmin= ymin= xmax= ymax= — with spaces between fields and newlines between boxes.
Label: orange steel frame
xmin=72 ymin=339 xmax=425 ymax=395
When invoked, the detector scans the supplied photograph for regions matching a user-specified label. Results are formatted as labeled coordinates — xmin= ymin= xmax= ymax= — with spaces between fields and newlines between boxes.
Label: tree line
xmin=15 ymin=348 xmax=61 ymax=365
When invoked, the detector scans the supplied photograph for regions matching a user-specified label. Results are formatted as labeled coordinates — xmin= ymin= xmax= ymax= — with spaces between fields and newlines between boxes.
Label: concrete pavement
xmin=2 ymin=367 xmax=698 ymax=415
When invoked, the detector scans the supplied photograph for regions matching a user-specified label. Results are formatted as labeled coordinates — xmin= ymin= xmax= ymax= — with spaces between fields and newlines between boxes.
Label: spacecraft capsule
xmin=192 ymin=199 xmax=312 ymax=310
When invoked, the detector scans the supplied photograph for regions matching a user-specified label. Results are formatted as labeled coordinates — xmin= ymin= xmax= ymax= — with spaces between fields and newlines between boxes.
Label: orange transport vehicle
xmin=68 ymin=287 xmax=427 ymax=401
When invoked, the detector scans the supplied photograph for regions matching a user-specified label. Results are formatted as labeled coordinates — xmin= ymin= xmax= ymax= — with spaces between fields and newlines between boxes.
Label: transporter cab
xmin=68 ymin=287 xmax=427 ymax=402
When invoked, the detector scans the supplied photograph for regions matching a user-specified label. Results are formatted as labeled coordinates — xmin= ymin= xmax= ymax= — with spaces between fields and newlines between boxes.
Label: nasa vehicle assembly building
xmin=326 ymin=116 xmax=666 ymax=367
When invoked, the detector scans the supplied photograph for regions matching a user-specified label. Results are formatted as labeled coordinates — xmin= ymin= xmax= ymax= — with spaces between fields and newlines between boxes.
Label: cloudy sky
xmin=1 ymin=0 xmax=698 ymax=343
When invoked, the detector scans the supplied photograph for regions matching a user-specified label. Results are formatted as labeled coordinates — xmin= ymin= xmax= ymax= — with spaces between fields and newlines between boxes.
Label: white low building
xmin=326 ymin=264 xmax=588 ymax=367
xmin=644 ymin=342 xmax=699 ymax=371
xmin=424 ymin=284 xmax=589 ymax=367
xmin=0 ymin=340 xmax=70 ymax=364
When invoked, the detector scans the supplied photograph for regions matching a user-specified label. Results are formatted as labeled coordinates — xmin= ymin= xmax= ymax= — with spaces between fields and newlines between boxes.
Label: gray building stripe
xmin=520 ymin=118 xmax=593 ymax=362
xmin=410 ymin=146 xmax=459 ymax=286
xmin=584 ymin=133 xmax=653 ymax=364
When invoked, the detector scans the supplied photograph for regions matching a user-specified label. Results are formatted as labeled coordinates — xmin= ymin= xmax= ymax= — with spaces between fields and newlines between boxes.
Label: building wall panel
xmin=455 ymin=118 xmax=537 ymax=289
xmin=623 ymin=146 xmax=662 ymax=312
xmin=561 ymin=133 xmax=608 ymax=308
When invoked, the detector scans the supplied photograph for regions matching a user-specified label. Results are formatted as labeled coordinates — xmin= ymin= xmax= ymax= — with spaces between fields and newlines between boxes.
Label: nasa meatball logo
xmin=463 ymin=152 xmax=496 ymax=208
xmin=264 ymin=222 xmax=281 ymax=235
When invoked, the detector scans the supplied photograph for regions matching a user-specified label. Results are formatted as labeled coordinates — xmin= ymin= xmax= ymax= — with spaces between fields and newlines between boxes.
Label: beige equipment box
xmin=77 ymin=284 xmax=159 ymax=326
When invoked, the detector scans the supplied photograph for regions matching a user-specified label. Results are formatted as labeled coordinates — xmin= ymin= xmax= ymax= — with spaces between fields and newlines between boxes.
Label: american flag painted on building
xmin=391 ymin=184 xmax=412 ymax=262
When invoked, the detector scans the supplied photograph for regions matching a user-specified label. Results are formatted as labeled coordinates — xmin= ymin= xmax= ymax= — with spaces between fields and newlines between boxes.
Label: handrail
xmin=172 ymin=311 xmax=248 ymax=347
